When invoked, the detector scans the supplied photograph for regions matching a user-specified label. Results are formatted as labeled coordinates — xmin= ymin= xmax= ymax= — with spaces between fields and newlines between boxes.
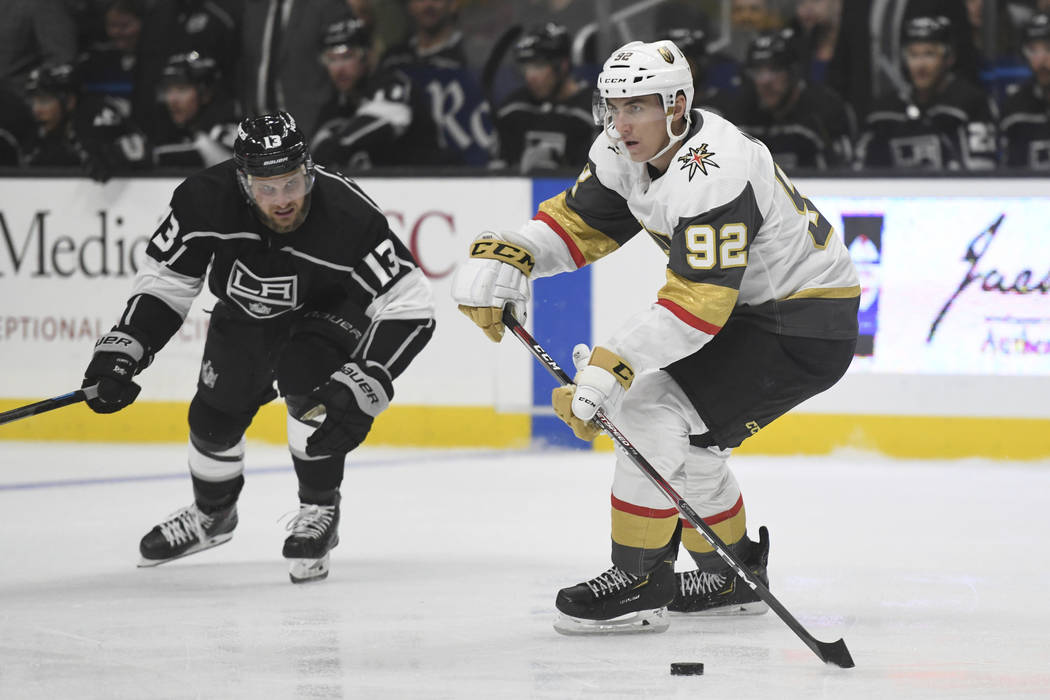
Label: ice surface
xmin=1 ymin=442 xmax=1048 ymax=699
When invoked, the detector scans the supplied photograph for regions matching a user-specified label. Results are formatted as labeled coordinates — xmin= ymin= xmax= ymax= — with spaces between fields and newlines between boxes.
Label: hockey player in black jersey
xmin=374 ymin=0 xmax=494 ymax=166
xmin=1000 ymin=13 xmax=1050 ymax=170
xmin=80 ymin=112 xmax=435 ymax=583
xmin=151 ymin=51 xmax=239 ymax=169
xmin=310 ymin=17 xmax=414 ymax=171
xmin=494 ymin=23 xmax=596 ymax=173
xmin=856 ymin=15 xmax=998 ymax=171
xmin=729 ymin=29 xmax=855 ymax=170
xmin=23 ymin=63 xmax=148 ymax=181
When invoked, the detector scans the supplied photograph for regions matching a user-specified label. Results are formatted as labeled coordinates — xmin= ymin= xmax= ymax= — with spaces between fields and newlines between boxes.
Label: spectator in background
xmin=311 ymin=17 xmax=413 ymax=170
xmin=731 ymin=29 xmax=855 ymax=169
xmin=0 ymin=0 xmax=78 ymax=93
xmin=137 ymin=0 xmax=243 ymax=136
xmin=494 ymin=23 xmax=595 ymax=172
xmin=790 ymin=0 xmax=841 ymax=85
xmin=1000 ymin=12 xmax=1050 ymax=168
xmin=664 ymin=25 xmax=743 ymax=108
xmin=240 ymin=0 xmax=347 ymax=138
xmin=726 ymin=0 xmax=783 ymax=62
xmin=22 ymin=63 xmax=148 ymax=181
xmin=376 ymin=0 xmax=495 ymax=166
xmin=152 ymin=52 xmax=239 ymax=168
xmin=79 ymin=0 xmax=144 ymax=118
xmin=856 ymin=16 xmax=997 ymax=171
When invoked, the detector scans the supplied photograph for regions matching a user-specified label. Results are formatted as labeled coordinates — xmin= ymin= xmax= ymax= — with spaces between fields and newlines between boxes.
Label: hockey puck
xmin=670 ymin=662 xmax=704 ymax=676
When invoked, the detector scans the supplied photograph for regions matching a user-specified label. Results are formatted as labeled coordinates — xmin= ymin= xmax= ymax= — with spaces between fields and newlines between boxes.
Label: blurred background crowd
xmin=2 ymin=0 xmax=1049 ymax=180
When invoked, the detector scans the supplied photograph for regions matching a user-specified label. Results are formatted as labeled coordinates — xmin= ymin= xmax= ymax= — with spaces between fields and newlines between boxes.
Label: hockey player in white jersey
xmin=452 ymin=40 xmax=859 ymax=634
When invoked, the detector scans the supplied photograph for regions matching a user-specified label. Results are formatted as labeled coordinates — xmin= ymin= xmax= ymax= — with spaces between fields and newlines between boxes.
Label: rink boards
xmin=0 ymin=174 xmax=1047 ymax=458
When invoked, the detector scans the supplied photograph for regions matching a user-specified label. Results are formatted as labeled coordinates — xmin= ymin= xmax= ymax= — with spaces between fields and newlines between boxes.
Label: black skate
xmin=282 ymin=496 xmax=340 ymax=584
xmin=138 ymin=502 xmax=237 ymax=567
xmin=553 ymin=562 xmax=675 ymax=635
xmin=668 ymin=525 xmax=770 ymax=616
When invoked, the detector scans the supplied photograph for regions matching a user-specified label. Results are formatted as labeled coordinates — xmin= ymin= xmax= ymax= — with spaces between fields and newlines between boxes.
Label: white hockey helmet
xmin=594 ymin=40 xmax=694 ymax=160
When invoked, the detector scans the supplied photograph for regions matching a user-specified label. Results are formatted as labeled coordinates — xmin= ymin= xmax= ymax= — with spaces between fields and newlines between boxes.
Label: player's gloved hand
xmin=305 ymin=361 xmax=392 ymax=456
xmin=82 ymin=329 xmax=147 ymax=413
xmin=450 ymin=232 xmax=534 ymax=342
xmin=551 ymin=345 xmax=635 ymax=441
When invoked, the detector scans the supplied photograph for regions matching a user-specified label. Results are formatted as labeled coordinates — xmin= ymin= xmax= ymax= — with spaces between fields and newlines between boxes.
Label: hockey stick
xmin=501 ymin=307 xmax=855 ymax=669
xmin=0 ymin=385 xmax=99 ymax=426
xmin=481 ymin=24 xmax=523 ymax=108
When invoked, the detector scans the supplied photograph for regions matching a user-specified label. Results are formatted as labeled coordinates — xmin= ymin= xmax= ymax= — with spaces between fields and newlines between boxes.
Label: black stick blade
xmin=817 ymin=639 xmax=855 ymax=668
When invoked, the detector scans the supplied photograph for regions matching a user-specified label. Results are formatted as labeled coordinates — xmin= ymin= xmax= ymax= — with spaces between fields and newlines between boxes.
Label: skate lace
xmin=584 ymin=567 xmax=639 ymax=597
xmin=679 ymin=570 xmax=727 ymax=597
xmin=158 ymin=505 xmax=211 ymax=547
xmin=285 ymin=504 xmax=335 ymax=540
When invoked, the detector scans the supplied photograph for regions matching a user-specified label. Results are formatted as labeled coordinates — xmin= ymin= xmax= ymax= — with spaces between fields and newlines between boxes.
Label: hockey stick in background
xmin=501 ymin=307 xmax=855 ymax=669
xmin=481 ymin=24 xmax=523 ymax=109
xmin=0 ymin=385 xmax=99 ymax=426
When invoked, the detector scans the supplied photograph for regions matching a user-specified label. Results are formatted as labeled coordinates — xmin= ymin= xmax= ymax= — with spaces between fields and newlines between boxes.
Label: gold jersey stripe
xmin=680 ymin=505 xmax=748 ymax=554
xmin=783 ymin=285 xmax=862 ymax=301
xmin=537 ymin=192 xmax=623 ymax=265
xmin=657 ymin=269 xmax=739 ymax=329
xmin=611 ymin=507 xmax=679 ymax=549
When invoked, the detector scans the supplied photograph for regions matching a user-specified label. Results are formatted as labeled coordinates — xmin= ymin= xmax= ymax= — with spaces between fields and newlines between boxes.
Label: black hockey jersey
xmin=151 ymin=95 xmax=239 ymax=169
xmin=310 ymin=70 xmax=414 ymax=170
xmin=377 ymin=31 xmax=494 ymax=166
xmin=495 ymin=85 xmax=596 ymax=171
xmin=730 ymin=81 xmax=856 ymax=170
xmin=856 ymin=75 xmax=998 ymax=170
xmin=119 ymin=160 xmax=435 ymax=381
xmin=999 ymin=81 xmax=1050 ymax=170
xmin=25 ymin=94 xmax=148 ymax=178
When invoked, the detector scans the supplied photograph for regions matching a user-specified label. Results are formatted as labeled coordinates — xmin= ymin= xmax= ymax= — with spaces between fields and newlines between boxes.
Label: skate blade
xmin=289 ymin=553 xmax=330 ymax=584
xmin=669 ymin=600 xmax=769 ymax=617
xmin=553 ymin=607 xmax=669 ymax=636
xmin=137 ymin=532 xmax=234 ymax=568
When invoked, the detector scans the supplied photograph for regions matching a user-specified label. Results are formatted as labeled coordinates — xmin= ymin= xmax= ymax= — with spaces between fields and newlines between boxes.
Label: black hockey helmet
xmin=746 ymin=29 xmax=799 ymax=70
xmin=160 ymin=51 xmax=220 ymax=88
xmin=1021 ymin=13 xmax=1050 ymax=45
xmin=234 ymin=111 xmax=313 ymax=178
xmin=321 ymin=17 xmax=371 ymax=54
xmin=901 ymin=15 xmax=952 ymax=47
xmin=515 ymin=23 xmax=571 ymax=63
xmin=25 ymin=63 xmax=79 ymax=96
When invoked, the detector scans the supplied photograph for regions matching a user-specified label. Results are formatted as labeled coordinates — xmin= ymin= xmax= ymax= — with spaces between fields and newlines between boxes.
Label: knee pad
xmin=189 ymin=394 xmax=254 ymax=449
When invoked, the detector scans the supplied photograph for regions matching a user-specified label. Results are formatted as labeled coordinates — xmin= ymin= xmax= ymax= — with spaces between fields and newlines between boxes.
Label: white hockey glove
xmin=551 ymin=344 xmax=634 ymax=441
xmin=450 ymin=233 xmax=534 ymax=342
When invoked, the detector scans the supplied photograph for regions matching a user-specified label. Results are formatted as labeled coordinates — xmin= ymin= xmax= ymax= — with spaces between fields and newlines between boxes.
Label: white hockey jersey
xmin=506 ymin=108 xmax=860 ymax=373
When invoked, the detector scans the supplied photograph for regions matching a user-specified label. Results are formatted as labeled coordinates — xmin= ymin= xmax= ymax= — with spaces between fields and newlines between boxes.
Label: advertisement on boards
xmin=816 ymin=196 xmax=1050 ymax=376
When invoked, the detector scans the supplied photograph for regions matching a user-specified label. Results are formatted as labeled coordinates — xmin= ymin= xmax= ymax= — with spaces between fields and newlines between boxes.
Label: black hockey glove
xmin=305 ymin=361 xmax=392 ymax=457
xmin=82 ymin=329 xmax=148 ymax=413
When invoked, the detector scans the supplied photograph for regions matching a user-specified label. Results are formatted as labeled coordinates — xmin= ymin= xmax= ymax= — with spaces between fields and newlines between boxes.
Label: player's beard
xmin=260 ymin=194 xmax=312 ymax=234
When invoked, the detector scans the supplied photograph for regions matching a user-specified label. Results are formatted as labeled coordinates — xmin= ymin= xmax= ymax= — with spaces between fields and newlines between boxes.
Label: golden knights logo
xmin=658 ymin=47 xmax=675 ymax=64
xmin=677 ymin=143 xmax=720 ymax=180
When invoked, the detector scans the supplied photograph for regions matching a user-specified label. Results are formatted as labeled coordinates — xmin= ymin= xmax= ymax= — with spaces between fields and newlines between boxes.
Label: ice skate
xmin=138 ymin=502 xmax=237 ymax=567
xmin=553 ymin=562 xmax=675 ymax=635
xmin=282 ymin=496 xmax=340 ymax=584
xmin=668 ymin=525 xmax=771 ymax=616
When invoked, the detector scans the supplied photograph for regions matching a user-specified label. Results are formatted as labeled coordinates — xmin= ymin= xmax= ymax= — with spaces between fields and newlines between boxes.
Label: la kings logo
xmin=226 ymin=260 xmax=298 ymax=319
